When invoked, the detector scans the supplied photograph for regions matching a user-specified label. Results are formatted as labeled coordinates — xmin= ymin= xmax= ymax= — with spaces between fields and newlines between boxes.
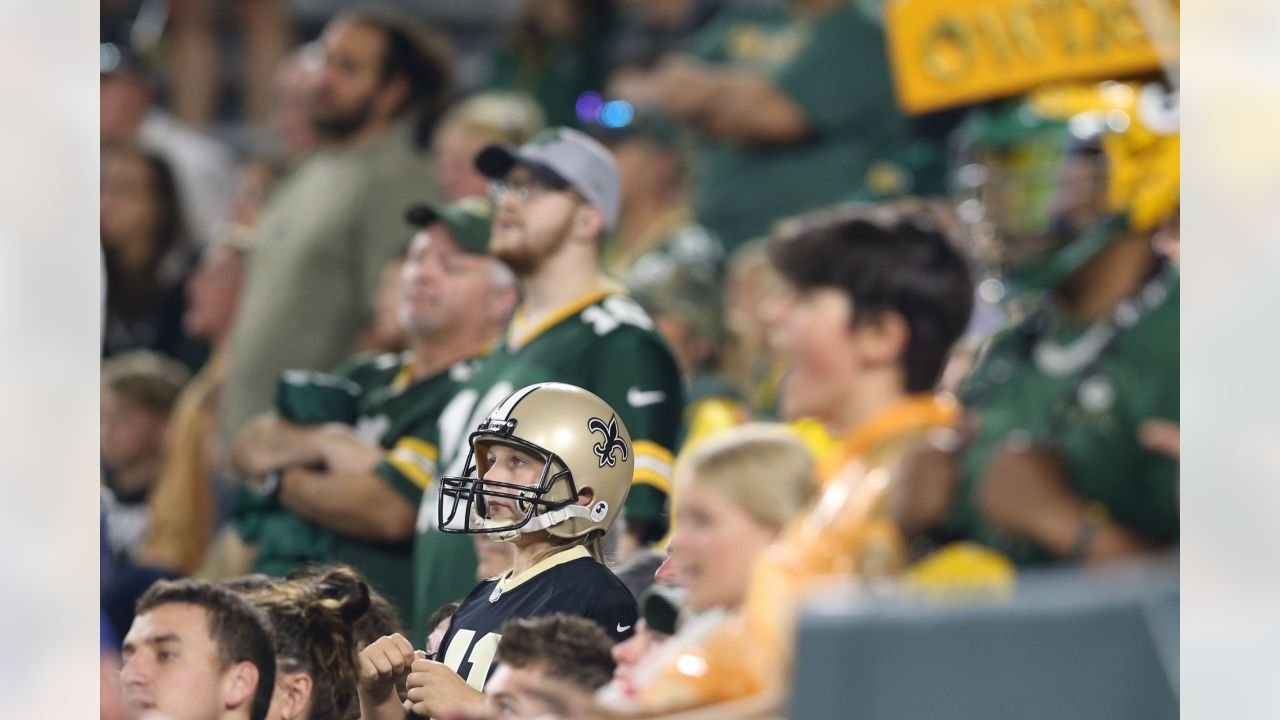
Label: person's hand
xmin=316 ymin=424 xmax=384 ymax=475
xmin=608 ymin=67 xmax=663 ymax=107
xmin=897 ymin=444 xmax=960 ymax=535
xmin=405 ymin=658 xmax=484 ymax=718
xmin=653 ymin=56 xmax=715 ymax=116
xmin=358 ymin=634 xmax=418 ymax=698
xmin=896 ymin=414 xmax=979 ymax=535
xmin=978 ymin=443 xmax=1079 ymax=541
xmin=1139 ymin=419 xmax=1180 ymax=460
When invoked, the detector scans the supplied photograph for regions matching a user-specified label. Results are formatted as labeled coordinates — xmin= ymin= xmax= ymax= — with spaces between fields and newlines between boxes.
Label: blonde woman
xmin=602 ymin=424 xmax=817 ymax=706
xmin=667 ymin=425 xmax=817 ymax=612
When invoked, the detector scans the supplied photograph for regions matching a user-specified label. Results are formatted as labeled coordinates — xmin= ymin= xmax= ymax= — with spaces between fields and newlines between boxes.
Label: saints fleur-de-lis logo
xmin=587 ymin=415 xmax=629 ymax=468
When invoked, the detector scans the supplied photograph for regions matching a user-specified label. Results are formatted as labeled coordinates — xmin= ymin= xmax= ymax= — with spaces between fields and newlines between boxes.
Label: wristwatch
xmin=257 ymin=469 xmax=284 ymax=507
xmin=1067 ymin=501 xmax=1110 ymax=563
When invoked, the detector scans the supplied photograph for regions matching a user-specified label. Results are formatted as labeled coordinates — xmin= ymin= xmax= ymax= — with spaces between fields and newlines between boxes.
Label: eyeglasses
xmin=487 ymin=176 xmax=572 ymax=202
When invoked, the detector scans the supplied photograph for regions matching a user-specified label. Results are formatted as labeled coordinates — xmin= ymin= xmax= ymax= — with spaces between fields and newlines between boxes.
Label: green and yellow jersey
xmin=950 ymin=274 xmax=1180 ymax=564
xmin=237 ymin=352 xmax=472 ymax=622
xmin=325 ymin=352 xmax=478 ymax=619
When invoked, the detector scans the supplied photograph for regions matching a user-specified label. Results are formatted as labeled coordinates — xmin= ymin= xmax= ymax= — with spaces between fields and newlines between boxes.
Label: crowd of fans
xmin=100 ymin=1 xmax=1180 ymax=718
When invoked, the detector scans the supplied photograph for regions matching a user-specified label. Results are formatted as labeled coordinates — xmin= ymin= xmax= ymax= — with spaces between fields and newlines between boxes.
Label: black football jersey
xmin=437 ymin=549 xmax=638 ymax=690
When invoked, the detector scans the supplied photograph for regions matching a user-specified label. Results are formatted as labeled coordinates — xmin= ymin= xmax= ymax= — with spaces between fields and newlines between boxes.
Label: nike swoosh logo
xmin=617 ymin=623 xmax=632 ymax=633
xmin=627 ymin=388 xmax=666 ymax=407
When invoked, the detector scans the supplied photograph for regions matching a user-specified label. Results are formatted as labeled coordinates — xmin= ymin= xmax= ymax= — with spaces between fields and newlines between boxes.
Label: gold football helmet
xmin=438 ymin=382 xmax=634 ymax=541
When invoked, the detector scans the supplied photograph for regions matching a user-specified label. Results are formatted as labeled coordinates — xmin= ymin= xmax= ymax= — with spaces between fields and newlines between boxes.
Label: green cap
xmin=404 ymin=196 xmax=495 ymax=255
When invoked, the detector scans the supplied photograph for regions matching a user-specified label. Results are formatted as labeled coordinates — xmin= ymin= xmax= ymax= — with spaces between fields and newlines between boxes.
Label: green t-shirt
xmin=325 ymin=353 xmax=474 ymax=621
xmin=684 ymin=2 xmax=909 ymax=251
xmin=411 ymin=289 xmax=684 ymax=638
xmin=950 ymin=277 xmax=1180 ymax=565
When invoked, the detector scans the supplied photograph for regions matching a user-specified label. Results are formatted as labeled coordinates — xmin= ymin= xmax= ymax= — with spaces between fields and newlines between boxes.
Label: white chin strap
xmin=483 ymin=505 xmax=592 ymax=543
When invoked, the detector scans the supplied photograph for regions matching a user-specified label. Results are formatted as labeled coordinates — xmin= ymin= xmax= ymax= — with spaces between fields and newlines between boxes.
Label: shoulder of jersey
xmin=372 ymin=351 xmax=410 ymax=372
xmin=448 ymin=356 xmax=487 ymax=382
xmin=556 ymin=557 xmax=633 ymax=594
xmin=574 ymin=293 xmax=665 ymax=340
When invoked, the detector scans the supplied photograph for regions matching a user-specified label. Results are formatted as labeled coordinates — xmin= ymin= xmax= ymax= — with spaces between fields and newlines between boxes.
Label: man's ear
xmin=487 ymin=283 xmax=519 ymax=326
xmin=571 ymin=205 xmax=607 ymax=246
xmin=375 ymin=76 xmax=410 ymax=121
xmin=275 ymin=670 xmax=314 ymax=720
xmin=857 ymin=311 xmax=909 ymax=369
xmin=223 ymin=661 xmax=261 ymax=713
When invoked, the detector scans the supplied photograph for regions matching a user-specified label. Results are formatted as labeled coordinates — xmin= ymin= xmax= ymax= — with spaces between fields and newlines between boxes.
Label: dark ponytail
xmin=248 ymin=566 xmax=373 ymax=720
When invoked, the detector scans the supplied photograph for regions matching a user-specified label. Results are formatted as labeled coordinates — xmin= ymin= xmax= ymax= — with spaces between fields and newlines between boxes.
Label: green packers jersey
xmin=949 ymin=275 xmax=1180 ymax=565
xmin=684 ymin=2 xmax=909 ymax=250
xmin=236 ymin=352 xmax=471 ymax=621
xmin=411 ymin=288 xmax=684 ymax=639
xmin=327 ymin=352 xmax=476 ymax=620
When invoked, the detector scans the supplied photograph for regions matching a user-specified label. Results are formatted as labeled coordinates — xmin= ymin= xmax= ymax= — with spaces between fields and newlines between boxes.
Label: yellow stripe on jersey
xmin=390 ymin=361 xmax=415 ymax=393
xmin=387 ymin=437 xmax=439 ymax=490
xmin=632 ymin=440 xmax=675 ymax=495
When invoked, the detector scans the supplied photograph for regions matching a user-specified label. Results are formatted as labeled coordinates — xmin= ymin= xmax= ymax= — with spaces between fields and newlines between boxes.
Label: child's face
xmin=100 ymin=388 xmax=167 ymax=475
xmin=478 ymin=444 xmax=546 ymax=523
xmin=610 ymin=620 xmax=669 ymax=697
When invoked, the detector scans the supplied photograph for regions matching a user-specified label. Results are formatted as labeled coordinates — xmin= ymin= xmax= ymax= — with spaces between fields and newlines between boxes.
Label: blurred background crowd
xmin=98 ymin=0 xmax=1180 ymax=718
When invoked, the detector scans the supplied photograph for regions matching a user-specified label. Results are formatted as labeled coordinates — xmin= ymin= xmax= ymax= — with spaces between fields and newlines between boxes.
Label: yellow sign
xmin=885 ymin=0 xmax=1179 ymax=114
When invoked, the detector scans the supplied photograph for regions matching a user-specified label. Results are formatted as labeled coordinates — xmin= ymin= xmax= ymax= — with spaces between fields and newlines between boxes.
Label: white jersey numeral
xmin=441 ymin=628 xmax=503 ymax=690
xmin=581 ymin=296 xmax=654 ymax=336
xmin=418 ymin=382 xmax=517 ymax=532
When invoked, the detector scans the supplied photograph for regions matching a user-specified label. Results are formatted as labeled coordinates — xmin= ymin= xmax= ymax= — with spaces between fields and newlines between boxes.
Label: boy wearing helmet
xmin=357 ymin=383 xmax=639 ymax=720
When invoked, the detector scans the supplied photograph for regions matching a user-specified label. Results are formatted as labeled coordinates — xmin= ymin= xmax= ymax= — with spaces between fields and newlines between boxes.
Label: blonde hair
xmin=436 ymin=91 xmax=545 ymax=147
xmin=539 ymin=530 xmax=606 ymax=565
xmin=101 ymin=350 xmax=189 ymax=414
xmin=678 ymin=424 xmax=817 ymax=531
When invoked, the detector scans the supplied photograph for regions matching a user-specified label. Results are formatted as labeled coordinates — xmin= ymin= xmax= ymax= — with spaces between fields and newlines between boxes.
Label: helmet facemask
xmin=438 ymin=382 xmax=635 ymax=543
xmin=951 ymin=82 xmax=1180 ymax=298
xmin=439 ymin=421 xmax=582 ymax=542
xmin=953 ymin=125 xmax=1111 ymax=292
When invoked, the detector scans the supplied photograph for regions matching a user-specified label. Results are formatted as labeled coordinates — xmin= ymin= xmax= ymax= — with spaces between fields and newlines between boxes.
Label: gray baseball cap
xmin=474 ymin=126 xmax=621 ymax=231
